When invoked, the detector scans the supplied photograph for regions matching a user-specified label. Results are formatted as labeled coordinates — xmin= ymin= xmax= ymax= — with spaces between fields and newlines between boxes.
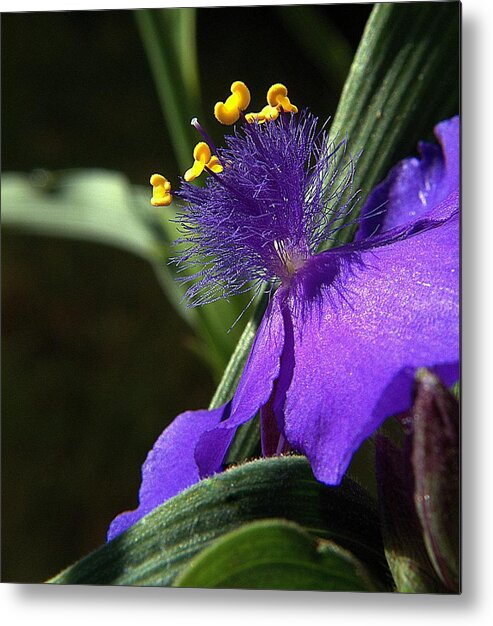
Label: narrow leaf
xmin=135 ymin=8 xmax=202 ymax=172
xmin=210 ymin=292 xmax=267 ymax=462
xmin=209 ymin=292 xmax=268 ymax=409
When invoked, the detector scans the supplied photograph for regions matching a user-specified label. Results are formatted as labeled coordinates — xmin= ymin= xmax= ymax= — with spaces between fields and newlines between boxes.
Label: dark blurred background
xmin=1 ymin=5 xmax=372 ymax=583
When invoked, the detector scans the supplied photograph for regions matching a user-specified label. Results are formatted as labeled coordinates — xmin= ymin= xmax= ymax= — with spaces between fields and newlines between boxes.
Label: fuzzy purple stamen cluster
xmin=173 ymin=111 xmax=355 ymax=306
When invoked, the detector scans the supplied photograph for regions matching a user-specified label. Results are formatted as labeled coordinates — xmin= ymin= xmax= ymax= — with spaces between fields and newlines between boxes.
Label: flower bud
xmin=411 ymin=368 xmax=460 ymax=591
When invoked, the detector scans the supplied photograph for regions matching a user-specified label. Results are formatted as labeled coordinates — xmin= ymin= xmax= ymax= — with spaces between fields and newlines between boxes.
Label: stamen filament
xmin=191 ymin=118 xmax=221 ymax=161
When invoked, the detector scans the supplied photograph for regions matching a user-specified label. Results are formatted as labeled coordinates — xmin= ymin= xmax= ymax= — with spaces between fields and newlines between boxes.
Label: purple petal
xmin=280 ymin=208 xmax=459 ymax=486
xmin=357 ymin=116 xmax=459 ymax=238
xmin=107 ymin=405 xmax=226 ymax=541
xmin=195 ymin=294 xmax=285 ymax=477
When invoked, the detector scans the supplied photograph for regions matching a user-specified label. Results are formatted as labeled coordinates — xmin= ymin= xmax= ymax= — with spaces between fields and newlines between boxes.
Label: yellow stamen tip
xmin=184 ymin=167 xmax=198 ymax=183
xmin=267 ymin=83 xmax=298 ymax=114
xmin=245 ymin=83 xmax=297 ymax=124
xmin=207 ymin=156 xmax=223 ymax=174
xmin=262 ymin=104 xmax=280 ymax=121
xmin=230 ymin=80 xmax=251 ymax=110
xmin=214 ymin=80 xmax=251 ymax=125
xmin=150 ymin=173 xmax=172 ymax=206
xmin=150 ymin=173 xmax=165 ymax=186
xmin=267 ymin=83 xmax=288 ymax=106
xmin=184 ymin=142 xmax=222 ymax=181
xmin=193 ymin=141 xmax=212 ymax=164
xmin=245 ymin=104 xmax=279 ymax=124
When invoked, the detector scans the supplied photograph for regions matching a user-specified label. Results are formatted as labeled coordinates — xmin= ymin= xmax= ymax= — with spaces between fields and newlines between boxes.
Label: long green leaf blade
xmin=135 ymin=8 xmax=201 ymax=172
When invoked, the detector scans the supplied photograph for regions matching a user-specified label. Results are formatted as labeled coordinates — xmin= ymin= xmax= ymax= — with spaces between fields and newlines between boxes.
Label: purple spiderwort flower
xmin=108 ymin=83 xmax=459 ymax=541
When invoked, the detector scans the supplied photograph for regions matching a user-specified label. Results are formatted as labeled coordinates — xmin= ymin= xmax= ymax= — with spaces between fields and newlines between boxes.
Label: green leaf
xmin=174 ymin=519 xmax=378 ymax=591
xmin=209 ymin=292 xmax=268 ymax=410
xmin=324 ymin=1 xmax=460 ymax=247
xmin=48 ymin=455 xmax=389 ymax=587
xmin=451 ymin=380 xmax=460 ymax=401
xmin=375 ymin=369 xmax=460 ymax=594
xmin=135 ymin=8 xmax=202 ymax=172
xmin=1 ymin=170 xmax=164 ymax=263
xmin=224 ymin=414 xmax=261 ymax=465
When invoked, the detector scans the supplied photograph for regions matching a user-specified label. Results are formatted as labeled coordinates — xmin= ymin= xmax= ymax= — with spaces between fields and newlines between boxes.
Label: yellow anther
xmin=214 ymin=81 xmax=251 ymax=125
xmin=206 ymin=155 xmax=223 ymax=174
xmin=245 ymin=83 xmax=298 ymax=124
xmin=267 ymin=83 xmax=298 ymax=114
xmin=194 ymin=141 xmax=212 ymax=163
xmin=245 ymin=104 xmax=280 ymax=124
xmin=184 ymin=142 xmax=223 ymax=182
xmin=150 ymin=173 xmax=172 ymax=207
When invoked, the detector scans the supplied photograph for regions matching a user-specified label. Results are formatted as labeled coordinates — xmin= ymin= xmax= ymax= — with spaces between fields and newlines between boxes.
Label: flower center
xmin=149 ymin=80 xmax=355 ymax=306
xmin=273 ymin=239 xmax=307 ymax=282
